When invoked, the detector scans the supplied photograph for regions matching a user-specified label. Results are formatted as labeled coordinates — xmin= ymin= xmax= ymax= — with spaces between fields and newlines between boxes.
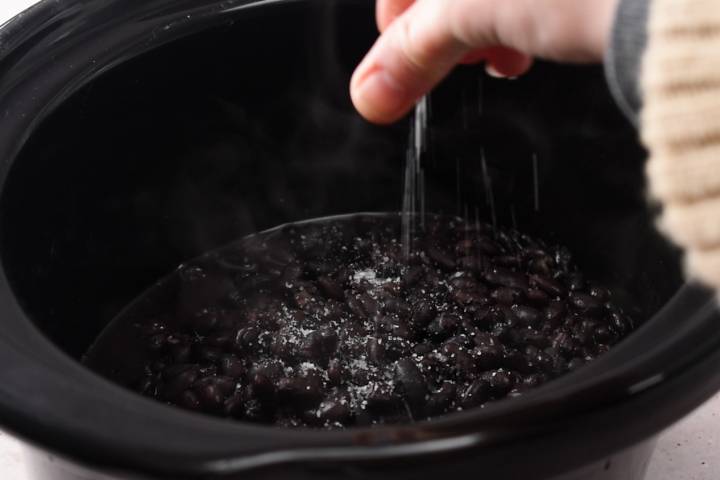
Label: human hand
xmin=351 ymin=0 xmax=621 ymax=124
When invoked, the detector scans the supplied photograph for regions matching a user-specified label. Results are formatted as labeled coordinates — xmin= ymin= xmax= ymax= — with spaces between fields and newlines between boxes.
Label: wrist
xmin=591 ymin=0 xmax=622 ymax=60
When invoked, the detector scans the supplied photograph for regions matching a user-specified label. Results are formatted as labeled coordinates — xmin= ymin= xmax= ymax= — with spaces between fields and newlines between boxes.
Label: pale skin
xmin=350 ymin=0 xmax=621 ymax=124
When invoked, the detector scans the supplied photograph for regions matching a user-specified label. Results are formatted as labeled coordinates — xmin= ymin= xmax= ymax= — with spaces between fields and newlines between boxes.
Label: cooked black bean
xmin=566 ymin=273 xmax=585 ymax=291
xmin=223 ymin=393 xmax=245 ymax=418
xmin=476 ymin=236 xmax=501 ymax=255
xmin=453 ymin=350 xmax=477 ymax=379
xmin=277 ymin=376 xmax=324 ymax=410
xmin=146 ymin=333 xmax=167 ymax=352
xmin=410 ymin=301 xmax=436 ymax=329
xmin=327 ymin=359 xmax=345 ymax=386
xmin=457 ymin=256 xmax=480 ymax=272
xmin=234 ymin=326 xmax=260 ymax=350
xmin=426 ymin=382 xmax=456 ymax=414
xmin=593 ymin=325 xmax=615 ymax=344
xmin=485 ymin=267 xmax=529 ymax=290
xmin=317 ymin=276 xmax=345 ymax=301
xmin=610 ymin=312 xmax=633 ymax=335
xmin=413 ymin=342 xmax=434 ymax=355
xmin=205 ymin=331 xmax=234 ymax=348
xmin=491 ymin=287 xmax=524 ymax=305
xmin=569 ymin=292 xmax=603 ymax=315
xmin=511 ymin=305 xmax=540 ymax=326
xmin=366 ymin=337 xmax=386 ymax=364
xmin=196 ymin=382 xmax=225 ymax=411
xmin=526 ymin=288 xmax=550 ymax=305
xmin=318 ymin=399 xmax=352 ymax=425
xmin=426 ymin=245 xmax=456 ymax=270
xmin=530 ymin=275 xmax=565 ymax=297
xmin=402 ymin=265 xmax=425 ymax=287
xmin=188 ymin=309 xmax=219 ymax=334
xmin=383 ymin=298 xmax=412 ymax=317
xmin=394 ymin=358 xmax=427 ymax=408
xmin=545 ymin=301 xmax=566 ymax=325
xmin=366 ymin=382 xmax=402 ymax=413
xmin=178 ymin=390 xmax=202 ymax=410
xmin=568 ymin=357 xmax=586 ymax=371
xmin=250 ymin=373 xmax=276 ymax=398
xmin=212 ymin=376 xmax=237 ymax=396
xmin=358 ymin=293 xmax=380 ymax=317
xmin=589 ymin=285 xmax=611 ymax=301
xmin=473 ymin=345 xmax=504 ymax=370
xmin=162 ymin=365 xmax=199 ymax=399
xmin=301 ymin=330 xmax=338 ymax=362
xmin=461 ymin=379 xmax=490 ymax=408
xmin=169 ymin=343 xmax=192 ymax=363
xmin=486 ymin=370 xmax=515 ymax=398
xmin=195 ymin=346 xmax=223 ymax=364
xmin=219 ymin=355 xmax=245 ymax=378
xmin=86 ymin=214 xmax=635 ymax=429
xmin=427 ymin=313 xmax=460 ymax=340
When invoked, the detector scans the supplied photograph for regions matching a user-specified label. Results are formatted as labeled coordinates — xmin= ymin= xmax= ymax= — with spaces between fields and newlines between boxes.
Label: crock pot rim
xmin=1 ymin=0 xmax=720 ymax=476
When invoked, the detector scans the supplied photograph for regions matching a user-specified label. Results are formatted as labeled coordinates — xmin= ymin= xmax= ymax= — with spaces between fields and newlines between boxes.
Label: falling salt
xmin=481 ymin=148 xmax=497 ymax=228
xmin=401 ymin=95 xmax=429 ymax=260
xmin=532 ymin=153 xmax=540 ymax=212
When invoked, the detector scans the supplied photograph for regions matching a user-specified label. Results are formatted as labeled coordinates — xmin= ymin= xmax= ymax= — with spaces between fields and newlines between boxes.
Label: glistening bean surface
xmin=83 ymin=214 xmax=634 ymax=428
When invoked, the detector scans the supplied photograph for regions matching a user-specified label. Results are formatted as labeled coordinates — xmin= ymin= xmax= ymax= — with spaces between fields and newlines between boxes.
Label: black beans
xmin=318 ymin=399 xmax=351 ymax=425
xmin=196 ymin=382 xmax=225 ymax=411
xmin=87 ymin=214 xmax=635 ymax=430
xmin=178 ymin=390 xmax=202 ymax=410
xmin=301 ymin=330 xmax=338 ymax=363
xmin=426 ymin=382 xmax=456 ymax=414
xmin=410 ymin=302 xmax=436 ymax=330
xmin=361 ymin=336 xmax=383 ymax=363
xmin=426 ymin=245 xmax=456 ymax=270
xmin=485 ymin=267 xmax=529 ymax=290
xmin=491 ymin=287 xmax=524 ymax=305
xmin=317 ymin=276 xmax=345 ymax=301
xmin=277 ymin=376 xmax=324 ymax=410
xmin=162 ymin=365 xmax=199 ymax=399
xmin=327 ymin=359 xmax=344 ymax=386
xmin=474 ymin=345 xmax=504 ymax=370
xmin=219 ymin=355 xmax=245 ymax=378
xmin=366 ymin=382 xmax=402 ymax=413
xmin=223 ymin=392 xmax=245 ymax=418
xmin=569 ymin=292 xmax=603 ymax=315
xmin=169 ymin=343 xmax=192 ymax=363
xmin=394 ymin=358 xmax=427 ymax=409
xmin=461 ymin=379 xmax=490 ymax=408
xmin=530 ymin=275 xmax=565 ymax=297
xmin=486 ymin=370 xmax=515 ymax=398
xmin=427 ymin=313 xmax=460 ymax=340
xmin=511 ymin=305 xmax=540 ymax=326
xmin=235 ymin=326 xmax=260 ymax=350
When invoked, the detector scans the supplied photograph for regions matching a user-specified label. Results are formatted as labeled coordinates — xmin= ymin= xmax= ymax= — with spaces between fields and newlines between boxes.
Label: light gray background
xmin=0 ymin=0 xmax=718 ymax=478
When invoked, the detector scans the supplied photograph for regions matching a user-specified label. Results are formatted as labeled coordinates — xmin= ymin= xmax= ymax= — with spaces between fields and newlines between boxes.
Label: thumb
xmin=351 ymin=0 xmax=474 ymax=124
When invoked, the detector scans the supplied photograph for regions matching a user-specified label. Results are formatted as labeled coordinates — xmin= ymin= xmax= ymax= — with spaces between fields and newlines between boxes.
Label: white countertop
xmin=1 ymin=0 xmax=719 ymax=478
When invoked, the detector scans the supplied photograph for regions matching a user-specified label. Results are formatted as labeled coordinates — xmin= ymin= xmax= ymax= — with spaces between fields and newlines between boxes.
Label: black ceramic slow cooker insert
xmin=0 ymin=1 xmax=720 ymax=479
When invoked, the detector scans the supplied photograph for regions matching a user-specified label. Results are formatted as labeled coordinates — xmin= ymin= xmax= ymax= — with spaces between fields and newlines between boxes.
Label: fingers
xmin=461 ymin=46 xmax=534 ymax=77
xmin=352 ymin=0 xmax=479 ymax=124
xmin=376 ymin=0 xmax=415 ymax=32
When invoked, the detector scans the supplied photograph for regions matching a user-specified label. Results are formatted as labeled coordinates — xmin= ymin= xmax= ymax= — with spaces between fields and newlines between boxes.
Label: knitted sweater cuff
xmin=604 ymin=0 xmax=650 ymax=125
xmin=642 ymin=0 xmax=720 ymax=288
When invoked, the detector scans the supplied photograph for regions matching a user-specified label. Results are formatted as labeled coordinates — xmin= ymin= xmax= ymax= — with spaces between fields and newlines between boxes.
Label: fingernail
xmin=485 ymin=64 xmax=507 ymax=79
xmin=353 ymin=68 xmax=409 ymax=122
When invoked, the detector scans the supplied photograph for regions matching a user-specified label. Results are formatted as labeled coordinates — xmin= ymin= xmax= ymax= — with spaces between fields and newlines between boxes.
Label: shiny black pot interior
xmin=1 ymin=1 xmax=679 ymax=359
xmin=0 ymin=0 xmax=719 ymax=479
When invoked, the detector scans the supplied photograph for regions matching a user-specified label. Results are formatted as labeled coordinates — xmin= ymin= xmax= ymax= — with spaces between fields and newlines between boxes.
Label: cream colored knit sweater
xmin=642 ymin=0 xmax=720 ymax=289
